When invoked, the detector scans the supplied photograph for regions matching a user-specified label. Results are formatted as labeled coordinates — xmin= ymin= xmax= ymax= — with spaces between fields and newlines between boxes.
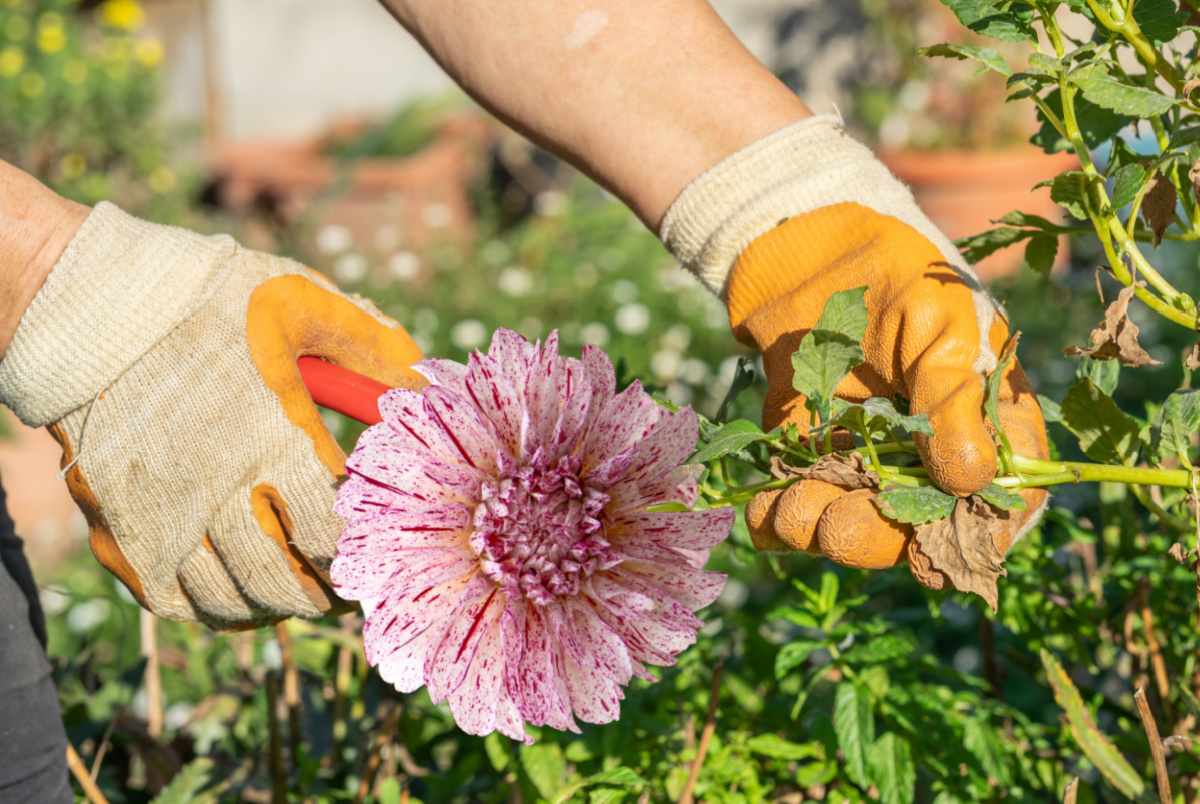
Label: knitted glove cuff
xmin=0 ymin=202 xmax=235 ymax=426
xmin=658 ymin=113 xmax=983 ymax=300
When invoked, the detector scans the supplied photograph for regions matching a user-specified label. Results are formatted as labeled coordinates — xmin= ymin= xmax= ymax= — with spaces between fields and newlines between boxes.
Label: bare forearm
xmin=0 ymin=162 xmax=87 ymax=357
xmin=379 ymin=0 xmax=810 ymax=227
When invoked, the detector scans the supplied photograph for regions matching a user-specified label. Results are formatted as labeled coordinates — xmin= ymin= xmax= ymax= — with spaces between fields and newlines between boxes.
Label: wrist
xmin=0 ymin=166 xmax=88 ymax=358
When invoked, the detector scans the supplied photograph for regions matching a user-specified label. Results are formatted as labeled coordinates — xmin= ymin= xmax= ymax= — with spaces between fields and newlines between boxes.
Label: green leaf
xmin=1040 ymin=650 xmax=1145 ymax=799
xmin=875 ymin=485 xmax=957 ymax=524
xmin=775 ymin=640 xmax=824 ymax=679
xmin=715 ymin=356 xmax=756 ymax=422
xmin=956 ymin=226 xmax=1033 ymax=264
xmin=834 ymin=682 xmax=875 ymax=788
xmin=963 ymin=718 xmax=1012 ymax=785
xmin=151 ymin=759 xmax=216 ymax=804
xmin=1049 ymin=171 xmax=1090 ymax=220
xmin=1024 ymin=234 xmax=1058 ymax=274
xmin=1110 ymin=162 xmax=1148 ymax=208
xmin=377 ymin=779 xmax=403 ymax=804
xmin=1079 ymin=356 xmax=1120 ymax=396
xmin=1151 ymin=389 xmax=1200 ymax=464
xmin=984 ymin=334 xmax=1019 ymax=438
xmin=937 ymin=0 xmax=1036 ymax=40
xmin=691 ymin=419 xmax=770 ymax=464
xmin=586 ymin=768 xmax=644 ymax=788
xmin=747 ymin=734 xmax=825 ymax=761
xmin=1071 ymin=64 xmax=1175 ymax=117
xmin=835 ymin=397 xmax=935 ymax=437
xmin=791 ymin=286 xmax=869 ymax=421
xmin=976 ymin=483 xmax=1027 ymax=512
xmin=1059 ymin=378 xmax=1141 ymax=463
xmin=1133 ymin=0 xmax=1185 ymax=42
xmin=842 ymin=632 xmax=919 ymax=664
xmin=521 ymin=742 xmax=568 ymax=800
xmin=1039 ymin=393 xmax=1063 ymax=424
xmin=919 ymin=42 xmax=1011 ymax=75
xmin=1032 ymin=90 xmax=1132 ymax=152
xmin=866 ymin=733 xmax=916 ymax=804
xmin=484 ymin=732 xmax=510 ymax=771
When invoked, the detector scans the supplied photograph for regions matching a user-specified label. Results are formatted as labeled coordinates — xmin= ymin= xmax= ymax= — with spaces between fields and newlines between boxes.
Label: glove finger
xmin=178 ymin=540 xmax=272 ymax=628
xmin=746 ymin=488 xmax=789 ymax=551
xmin=815 ymin=488 xmax=913 ymax=569
xmin=209 ymin=488 xmax=324 ymax=619
xmin=771 ymin=479 xmax=845 ymax=552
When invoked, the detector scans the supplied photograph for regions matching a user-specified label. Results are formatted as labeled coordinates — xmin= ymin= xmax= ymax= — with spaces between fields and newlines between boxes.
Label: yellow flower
xmin=148 ymin=165 xmax=176 ymax=194
xmin=0 ymin=46 xmax=23 ymax=78
xmin=36 ymin=24 xmax=65 ymax=55
xmin=18 ymin=71 xmax=43 ymax=97
xmin=63 ymin=59 xmax=86 ymax=85
xmin=99 ymin=0 xmax=144 ymax=32
xmin=133 ymin=37 xmax=162 ymax=68
xmin=4 ymin=15 xmax=29 ymax=42
xmin=60 ymin=153 xmax=86 ymax=180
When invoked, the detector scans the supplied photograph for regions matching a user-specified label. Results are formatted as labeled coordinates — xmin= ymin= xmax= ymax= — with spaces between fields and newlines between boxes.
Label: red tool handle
xmin=298 ymin=356 xmax=390 ymax=426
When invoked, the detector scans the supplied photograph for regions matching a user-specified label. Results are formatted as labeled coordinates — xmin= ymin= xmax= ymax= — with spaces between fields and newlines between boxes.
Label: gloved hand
xmin=659 ymin=115 xmax=1049 ymax=572
xmin=0 ymin=203 xmax=423 ymax=627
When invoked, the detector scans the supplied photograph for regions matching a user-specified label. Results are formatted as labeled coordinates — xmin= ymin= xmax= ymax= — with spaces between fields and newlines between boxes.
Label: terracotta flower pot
xmin=880 ymin=147 xmax=1079 ymax=281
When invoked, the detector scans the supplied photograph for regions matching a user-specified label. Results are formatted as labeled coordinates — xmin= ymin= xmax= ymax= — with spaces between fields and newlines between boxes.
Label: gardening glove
xmin=659 ymin=114 xmax=1050 ymax=572
xmin=0 ymin=203 xmax=424 ymax=628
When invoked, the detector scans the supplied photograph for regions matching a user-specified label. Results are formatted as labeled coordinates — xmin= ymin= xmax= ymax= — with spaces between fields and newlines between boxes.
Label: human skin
xmin=0 ymin=0 xmax=811 ymax=353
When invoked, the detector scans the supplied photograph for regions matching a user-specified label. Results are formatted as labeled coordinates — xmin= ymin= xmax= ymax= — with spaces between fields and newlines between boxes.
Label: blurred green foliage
xmin=0 ymin=0 xmax=190 ymax=218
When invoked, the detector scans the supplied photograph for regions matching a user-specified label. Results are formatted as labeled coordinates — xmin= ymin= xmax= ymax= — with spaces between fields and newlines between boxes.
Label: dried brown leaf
xmin=1168 ymin=542 xmax=1190 ymax=564
xmin=771 ymin=452 xmax=878 ymax=490
xmin=1064 ymin=285 xmax=1161 ymax=367
xmin=1141 ymin=176 xmax=1177 ymax=246
xmin=912 ymin=497 xmax=1007 ymax=611
xmin=1185 ymin=343 xmax=1200 ymax=371
xmin=906 ymin=538 xmax=945 ymax=590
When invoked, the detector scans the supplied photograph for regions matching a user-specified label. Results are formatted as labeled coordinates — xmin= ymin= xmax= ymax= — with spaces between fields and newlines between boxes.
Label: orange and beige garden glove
xmin=660 ymin=114 xmax=1050 ymax=573
xmin=0 ymin=203 xmax=423 ymax=628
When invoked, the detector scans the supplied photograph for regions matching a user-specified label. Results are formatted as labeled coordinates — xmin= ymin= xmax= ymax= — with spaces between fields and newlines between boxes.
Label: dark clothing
xmin=0 ymin=481 xmax=71 ymax=803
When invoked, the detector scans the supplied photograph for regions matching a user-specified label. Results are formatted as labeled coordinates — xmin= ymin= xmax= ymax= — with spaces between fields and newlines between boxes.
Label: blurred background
xmin=5 ymin=1 xmax=1197 ymax=801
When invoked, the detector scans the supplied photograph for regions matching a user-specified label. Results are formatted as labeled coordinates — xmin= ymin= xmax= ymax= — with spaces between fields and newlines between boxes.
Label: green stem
xmin=1005 ymin=454 xmax=1195 ymax=488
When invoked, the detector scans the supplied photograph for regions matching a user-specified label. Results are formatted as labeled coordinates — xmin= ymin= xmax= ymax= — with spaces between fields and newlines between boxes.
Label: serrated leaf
xmin=1027 ymin=51 xmax=1060 ymax=77
xmin=1072 ymin=64 xmax=1175 ymax=117
xmin=1065 ymin=284 xmax=1161 ymax=367
xmin=151 ymin=759 xmax=216 ymax=804
xmin=911 ymin=497 xmax=1007 ymax=610
xmin=1050 ymin=171 xmax=1089 ymax=220
xmin=747 ymin=734 xmax=825 ymax=761
xmin=963 ymin=718 xmax=1012 ymax=785
xmin=1033 ymin=90 xmax=1132 ymax=153
xmin=976 ymin=483 xmax=1027 ymax=512
xmin=866 ymin=733 xmax=916 ymax=804
xmin=920 ymin=42 xmax=1011 ymax=75
xmin=691 ymin=419 xmax=770 ymax=463
xmin=956 ymin=226 xmax=1034 ymax=263
xmin=775 ymin=640 xmax=824 ymax=679
xmin=1025 ymin=234 xmax=1058 ymax=274
xmin=586 ymin=768 xmax=644 ymax=788
xmin=834 ymin=682 xmax=875 ymax=787
xmin=792 ymin=287 xmax=869 ymax=421
xmin=834 ymin=397 xmax=934 ymax=437
xmin=876 ymin=485 xmax=957 ymax=524
xmin=1110 ymin=162 xmax=1147 ymax=208
xmin=1059 ymin=378 xmax=1140 ymax=463
xmin=1133 ymin=0 xmax=1185 ymax=42
xmin=1078 ymin=355 xmax=1120 ymax=395
xmin=1151 ymin=389 xmax=1200 ymax=464
xmin=1040 ymin=650 xmax=1145 ymax=798
xmin=938 ymin=0 xmax=1036 ymax=40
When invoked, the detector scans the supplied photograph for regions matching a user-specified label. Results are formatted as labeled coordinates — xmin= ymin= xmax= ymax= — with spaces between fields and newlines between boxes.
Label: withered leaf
xmin=1185 ymin=342 xmax=1200 ymax=371
xmin=771 ymin=452 xmax=877 ymax=490
xmin=911 ymin=497 xmax=1007 ymax=611
xmin=1064 ymin=285 xmax=1160 ymax=367
xmin=1168 ymin=542 xmax=1190 ymax=564
xmin=1141 ymin=176 xmax=1177 ymax=246
xmin=907 ymin=538 xmax=945 ymax=591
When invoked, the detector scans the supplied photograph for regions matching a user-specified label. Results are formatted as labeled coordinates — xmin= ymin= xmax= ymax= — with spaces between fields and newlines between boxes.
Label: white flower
xmin=422 ymin=203 xmax=452 ymax=228
xmin=413 ymin=308 xmax=440 ymax=334
xmin=651 ymin=349 xmax=682 ymax=381
xmin=40 ymin=587 xmax=69 ymax=616
xmin=451 ymin=319 xmax=488 ymax=351
xmin=374 ymin=223 xmax=401 ymax=251
xmin=610 ymin=279 xmax=638 ymax=304
xmin=67 ymin=599 xmax=110 ymax=633
xmin=166 ymin=703 xmax=194 ymax=731
xmin=480 ymin=239 xmax=512 ymax=266
xmin=387 ymin=251 xmax=421 ymax=282
xmin=580 ymin=322 xmax=609 ymax=347
xmin=666 ymin=382 xmax=693 ymax=406
xmin=534 ymin=190 xmax=568 ymax=217
xmin=316 ymin=224 xmax=352 ymax=255
xmin=334 ymin=253 xmax=369 ymax=284
xmin=614 ymin=303 xmax=650 ymax=336
xmin=661 ymin=324 xmax=691 ymax=351
xmin=681 ymin=358 xmax=710 ymax=385
xmin=497 ymin=266 xmax=534 ymax=297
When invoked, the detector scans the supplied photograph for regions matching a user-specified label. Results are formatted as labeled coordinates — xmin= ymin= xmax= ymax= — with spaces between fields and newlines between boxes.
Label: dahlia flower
xmin=330 ymin=329 xmax=733 ymax=741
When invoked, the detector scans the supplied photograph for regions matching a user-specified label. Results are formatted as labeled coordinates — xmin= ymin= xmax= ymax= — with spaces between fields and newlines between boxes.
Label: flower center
xmin=471 ymin=454 xmax=620 ymax=605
